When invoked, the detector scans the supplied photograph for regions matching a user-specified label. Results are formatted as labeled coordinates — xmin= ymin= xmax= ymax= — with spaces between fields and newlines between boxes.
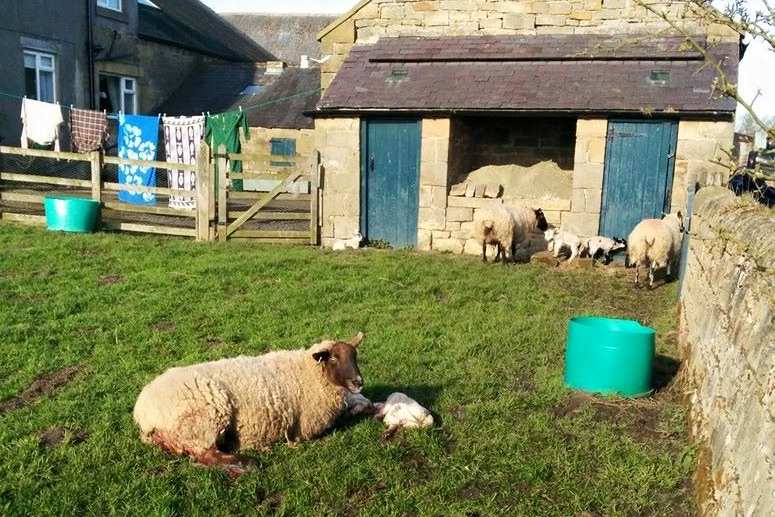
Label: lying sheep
xmin=587 ymin=236 xmax=627 ymax=264
xmin=544 ymin=228 xmax=585 ymax=263
xmin=373 ymin=392 xmax=434 ymax=440
xmin=133 ymin=333 xmax=367 ymax=475
xmin=627 ymin=212 xmax=684 ymax=288
xmin=473 ymin=206 xmax=517 ymax=264
xmin=332 ymin=232 xmax=363 ymax=251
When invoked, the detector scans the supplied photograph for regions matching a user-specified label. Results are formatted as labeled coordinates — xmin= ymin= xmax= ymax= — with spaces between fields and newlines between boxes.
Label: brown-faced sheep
xmin=133 ymin=333 xmax=367 ymax=475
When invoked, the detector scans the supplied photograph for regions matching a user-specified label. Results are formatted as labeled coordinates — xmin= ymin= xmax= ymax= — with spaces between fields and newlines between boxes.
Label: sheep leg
xmin=196 ymin=448 xmax=255 ymax=479
xmin=552 ymin=244 xmax=560 ymax=258
xmin=634 ymin=264 xmax=641 ymax=288
xmin=511 ymin=240 xmax=517 ymax=264
xmin=494 ymin=244 xmax=503 ymax=263
xmin=568 ymin=245 xmax=578 ymax=263
xmin=648 ymin=263 xmax=656 ymax=289
xmin=481 ymin=241 xmax=488 ymax=263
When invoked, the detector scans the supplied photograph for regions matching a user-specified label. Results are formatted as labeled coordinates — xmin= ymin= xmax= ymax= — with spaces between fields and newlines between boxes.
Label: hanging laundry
xmin=205 ymin=110 xmax=249 ymax=192
xmin=69 ymin=108 xmax=108 ymax=153
xmin=118 ymin=113 xmax=159 ymax=206
xmin=20 ymin=98 xmax=63 ymax=151
xmin=162 ymin=115 xmax=204 ymax=210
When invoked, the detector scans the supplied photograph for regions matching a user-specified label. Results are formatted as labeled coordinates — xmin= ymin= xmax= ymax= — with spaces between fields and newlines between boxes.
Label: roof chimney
xmin=266 ymin=61 xmax=286 ymax=76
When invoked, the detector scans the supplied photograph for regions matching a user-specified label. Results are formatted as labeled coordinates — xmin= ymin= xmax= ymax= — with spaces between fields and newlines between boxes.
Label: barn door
xmin=599 ymin=120 xmax=678 ymax=239
xmin=360 ymin=119 xmax=421 ymax=247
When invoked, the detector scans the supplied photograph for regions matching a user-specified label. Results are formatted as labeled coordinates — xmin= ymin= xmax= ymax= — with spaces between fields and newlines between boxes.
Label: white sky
xmin=202 ymin=0 xmax=775 ymax=122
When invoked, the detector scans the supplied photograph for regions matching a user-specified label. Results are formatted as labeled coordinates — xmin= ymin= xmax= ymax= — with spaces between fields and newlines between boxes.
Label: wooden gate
xmin=213 ymin=145 xmax=320 ymax=244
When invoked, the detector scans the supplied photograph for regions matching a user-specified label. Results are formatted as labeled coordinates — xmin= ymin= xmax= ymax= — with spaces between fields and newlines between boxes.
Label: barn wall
xmin=319 ymin=0 xmax=738 ymax=90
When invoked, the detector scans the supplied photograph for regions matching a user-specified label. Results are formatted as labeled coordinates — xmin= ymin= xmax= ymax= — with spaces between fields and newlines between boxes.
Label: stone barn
xmin=312 ymin=0 xmax=739 ymax=252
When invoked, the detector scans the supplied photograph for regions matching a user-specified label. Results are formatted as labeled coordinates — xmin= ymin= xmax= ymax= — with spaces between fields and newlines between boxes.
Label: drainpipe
xmin=85 ymin=0 xmax=96 ymax=109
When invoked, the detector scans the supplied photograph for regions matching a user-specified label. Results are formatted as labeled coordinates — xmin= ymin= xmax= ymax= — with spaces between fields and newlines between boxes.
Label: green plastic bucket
xmin=43 ymin=196 xmax=100 ymax=233
xmin=564 ymin=317 xmax=655 ymax=397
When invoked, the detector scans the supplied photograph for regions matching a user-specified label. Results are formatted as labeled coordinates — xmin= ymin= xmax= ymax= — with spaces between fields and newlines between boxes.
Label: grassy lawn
xmin=0 ymin=223 xmax=693 ymax=516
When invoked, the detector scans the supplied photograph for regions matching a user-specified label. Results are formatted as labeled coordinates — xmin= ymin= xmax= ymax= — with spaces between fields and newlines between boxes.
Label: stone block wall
xmin=238 ymin=127 xmax=316 ymax=194
xmin=320 ymin=0 xmax=738 ymax=90
xmin=418 ymin=118 xmax=452 ymax=250
xmin=563 ymin=118 xmax=607 ymax=237
xmin=680 ymin=187 xmax=775 ymax=516
xmin=315 ymin=118 xmax=361 ymax=246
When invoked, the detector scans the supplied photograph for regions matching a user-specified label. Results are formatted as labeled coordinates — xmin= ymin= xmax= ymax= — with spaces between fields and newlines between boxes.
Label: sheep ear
xmin=350 ymin=332 xmax=364 ymax=348
xmin=310 ymin=341 xmax=333 ymax=362
xmin=312 ymin=350 xmax=330 ymax=362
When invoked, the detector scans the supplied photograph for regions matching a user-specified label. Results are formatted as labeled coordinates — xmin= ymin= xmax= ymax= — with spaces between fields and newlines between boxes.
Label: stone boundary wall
xmin=680 ymin=187 xmax=775 ymax=516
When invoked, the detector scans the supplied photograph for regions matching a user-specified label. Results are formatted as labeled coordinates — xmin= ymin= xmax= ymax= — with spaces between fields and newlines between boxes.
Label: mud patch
xmin=38 ymin=426 xmax=89 ymax=449
xmin=98 ymin=274 xmax=123 ymax=285
xmin=0 ymin=365 xmax=81 ymax=415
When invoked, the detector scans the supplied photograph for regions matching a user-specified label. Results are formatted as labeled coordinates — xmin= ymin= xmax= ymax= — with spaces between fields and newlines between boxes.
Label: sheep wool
xmin=473 ymin=206 xmax=517 ymax=261
xmin=374 ymin=392 xmax=434 ymax=434
xmin=627 ymin=213 xmax=684 ymax=286
xmin=133 ymin=343 xmax=350 ymax=455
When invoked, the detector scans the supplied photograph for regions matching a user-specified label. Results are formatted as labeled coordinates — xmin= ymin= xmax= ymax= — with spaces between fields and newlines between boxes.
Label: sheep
xmin=503 ymin=205 xmax=550 ymax=252
xmin=373 ymin=392 xmax=434 ymax=440
xmin=133 ymin=332 xmax=366 ymax=475
xmin=473 ymin=206 xmax=517 ymax=264
xmin=587 ymin=236 xmax=627 ymax=264
xmin=627 ymin=212 xmax=684 ymax=288
xmin=332 ymin=232 xmax=363 ymax=251
xmin=544 ymin=228 xmax=585 ymax=263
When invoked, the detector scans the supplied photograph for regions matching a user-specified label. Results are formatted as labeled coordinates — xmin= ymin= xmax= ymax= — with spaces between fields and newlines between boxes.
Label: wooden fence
xmin=0 ymin=142 xmax=320 ymax=244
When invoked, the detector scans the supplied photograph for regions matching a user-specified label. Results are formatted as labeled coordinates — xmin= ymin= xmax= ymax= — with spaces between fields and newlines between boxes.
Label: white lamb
xmin=373 ymin=392 xmax=434 ymax=440
xmin=332 ymin=232 xmax=363 ymax=251
xmin=133 ymin=333 xmax=368 ymax=476
xmin=627 ymin=212 xmax=684 ymax=288
xmin=587 ymin=236 xmax=627 ymax=264
xmin=473 ymin=206 xmax=517 ymax=264
xmin=544 ymin=228 xmax=585 ymax=263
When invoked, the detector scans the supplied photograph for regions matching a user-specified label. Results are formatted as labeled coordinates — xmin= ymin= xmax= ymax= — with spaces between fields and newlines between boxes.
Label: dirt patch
xmin=464 ymin=161 xmax=572 ymax=200
xmin=98 ymin=275 xmax=123 ymax=285
xmin=0 ymin=365 xmax=81 ymax=415
xmin=152 ymin=321 xmax=176 ymax=332
xmin=38 ymin=426 xmax=89 ymax=449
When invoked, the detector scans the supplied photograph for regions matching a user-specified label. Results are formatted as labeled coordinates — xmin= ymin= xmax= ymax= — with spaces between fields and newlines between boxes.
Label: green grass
xmin=0 ymin=223 xmax=694 ymax=516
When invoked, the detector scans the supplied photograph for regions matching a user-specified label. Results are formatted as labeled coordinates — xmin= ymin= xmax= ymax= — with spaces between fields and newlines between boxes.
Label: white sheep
xmin=587 ymin=236 xmax=627 ymax=264
xmin=332 ymin=232 xmax=363 ymax=251
xmin=373 ymin=392 xmax=434 ymax=440
xmin=133 ymin=333 xmax=366 ymax=475
xmin=473 ymin=206 xmax=517 ymax=264
xmin=627 ymin=212 xmax=684 ymax=288
xmin=544 ymin=228 xmax=585 ymax=263
xmin=503 ymin=205 xmax=550 ymax=253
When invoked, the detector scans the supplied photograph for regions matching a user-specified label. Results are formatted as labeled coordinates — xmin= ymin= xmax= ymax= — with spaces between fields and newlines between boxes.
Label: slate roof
xmin=222 ymin=14 xmax=336 ymax=65
xmin=156 ymin=63 xmax=320 ymax=129
xmin=317 ymin=35 xmax=739 ymax=116
xmin=142 ymin=0 xmax=272 ymax=62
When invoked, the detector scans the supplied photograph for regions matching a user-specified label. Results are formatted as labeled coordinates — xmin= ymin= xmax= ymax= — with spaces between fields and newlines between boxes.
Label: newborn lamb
xmin=373 ymin=392 xmax=434 ymax=440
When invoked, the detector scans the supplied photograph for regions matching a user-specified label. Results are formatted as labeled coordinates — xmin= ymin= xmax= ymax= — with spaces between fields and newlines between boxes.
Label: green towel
xmin=205 ymin=110 xmax=249 ymax=192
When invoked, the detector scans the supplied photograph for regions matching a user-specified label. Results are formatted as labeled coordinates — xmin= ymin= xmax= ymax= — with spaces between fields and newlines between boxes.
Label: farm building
xmin=312 ymin=0 xmax=740 ymax=252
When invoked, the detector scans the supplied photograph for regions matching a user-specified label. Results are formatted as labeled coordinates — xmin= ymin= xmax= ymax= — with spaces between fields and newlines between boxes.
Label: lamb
xmin=373 ymin=392 xmax=434 ymax=440
xmin=587 ymin=236 xmax=627 ymax=264
xmin=627 ymin=212 xmax=684 ymax=288
xmin=473 ymin=206 xmax=517 ymax=264
xmin=332 ymin=232 xmax=363 ymax=251
xmin=133 ymin=332 xmax=367 ymax=475
xmin=544 ymin=228 xmax=585 ymax=263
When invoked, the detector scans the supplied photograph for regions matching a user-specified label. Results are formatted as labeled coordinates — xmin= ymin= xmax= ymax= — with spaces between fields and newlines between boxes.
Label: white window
xmin=24 ymin=50 xmax=56 ymax=103
xmin=120 ymin=77 xmax=137 ymax=114
xmin=97 ymin=0 xmax=122 ymax=11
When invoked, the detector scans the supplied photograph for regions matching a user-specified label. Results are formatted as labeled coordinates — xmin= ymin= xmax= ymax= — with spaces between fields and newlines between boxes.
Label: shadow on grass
xmin=652 ymin=354 xmax=681 ymax=392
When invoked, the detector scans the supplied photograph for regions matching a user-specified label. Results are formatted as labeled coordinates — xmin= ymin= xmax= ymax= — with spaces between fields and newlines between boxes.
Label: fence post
xmin=89 ymin=150 xmax=103 ymax=202
xmin=217 ymin=144 xmax=228 ymax=241
xmin=309 ymin=150 xmax=321 ymax=246
xmin=195 ymin=142 xmax=211 ymax=242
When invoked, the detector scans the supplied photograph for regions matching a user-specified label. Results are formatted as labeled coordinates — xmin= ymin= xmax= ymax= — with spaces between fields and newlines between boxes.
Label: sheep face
xmin=534 ymin=209 xmax=549 ymax=231
xmin=612 ymin=238 xmax=627 ymax=252
xmin=311 ymin=333 xmax=365 ymax=394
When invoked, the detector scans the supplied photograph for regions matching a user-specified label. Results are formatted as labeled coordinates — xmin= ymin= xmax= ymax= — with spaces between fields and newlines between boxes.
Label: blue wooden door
xmin=360 ymin=119 xmax=421 ymax=247
xmin=599 ymin=120 xmax=678 ymax=239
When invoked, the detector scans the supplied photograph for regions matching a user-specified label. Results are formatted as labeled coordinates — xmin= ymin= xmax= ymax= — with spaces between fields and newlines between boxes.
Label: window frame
xmin=270 ymin=138 xmax=296 ymax=167
xmin=23 ymin=50 xmax=57 ymax=103
xmin=120 ymin=76 xmax=137 ymax=114
xmin=97 ymin=0 xmax=122 ymax=12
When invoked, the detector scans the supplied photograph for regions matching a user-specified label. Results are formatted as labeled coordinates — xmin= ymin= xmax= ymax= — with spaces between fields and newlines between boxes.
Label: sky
xmin=200 ymin=0 xmax=775 ymax=124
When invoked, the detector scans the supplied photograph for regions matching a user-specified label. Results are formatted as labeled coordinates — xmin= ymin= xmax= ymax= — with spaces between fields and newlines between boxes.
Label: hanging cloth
xmin=69 ymin=108 xmax=108 ymax=153
xmin=20 ymin=98 xmax=63 ymax=151
xmin=205 ymin=110 xmax=249 ymax=192
xmin=118 ymin=113 xmax=160 ymax=206
xmin=162 ymin=115 xmax=204 ymax=210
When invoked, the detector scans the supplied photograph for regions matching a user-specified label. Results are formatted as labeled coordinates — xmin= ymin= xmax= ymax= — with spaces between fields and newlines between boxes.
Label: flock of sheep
xmin=474 ymin=204 xmax=685 ymax=289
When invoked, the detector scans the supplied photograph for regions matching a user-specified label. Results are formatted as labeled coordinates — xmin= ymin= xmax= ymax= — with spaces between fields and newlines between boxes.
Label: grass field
xmin=0 ymin=223 xmax=694 ymax=516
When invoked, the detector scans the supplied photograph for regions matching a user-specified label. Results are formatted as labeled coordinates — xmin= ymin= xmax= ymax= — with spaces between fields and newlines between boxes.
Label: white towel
xmin=162 ymin=115 xmax=205 ymax=210
xmin=20 ymin=98 xmax=63 ymax=151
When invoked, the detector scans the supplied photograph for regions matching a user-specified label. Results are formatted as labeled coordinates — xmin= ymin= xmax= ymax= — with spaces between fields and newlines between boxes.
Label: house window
xmin=97 ymin=0 xmax=121 ymax=11
xmin=24 ymin=50 xmax=56 ymax=103
xmin=270 ymin=138 xmax=296 ymax=167
xmin=99 ymin=75 xmax=137 ymax=114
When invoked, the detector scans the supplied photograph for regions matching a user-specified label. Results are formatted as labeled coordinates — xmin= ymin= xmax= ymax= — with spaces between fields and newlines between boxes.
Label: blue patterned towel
xmin=118 ymin=114 xmax=159 ymax=205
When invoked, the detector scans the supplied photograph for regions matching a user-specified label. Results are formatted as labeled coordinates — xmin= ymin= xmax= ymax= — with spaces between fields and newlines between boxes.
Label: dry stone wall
xmin=681 ymin=187 xmax=775 ymax=516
